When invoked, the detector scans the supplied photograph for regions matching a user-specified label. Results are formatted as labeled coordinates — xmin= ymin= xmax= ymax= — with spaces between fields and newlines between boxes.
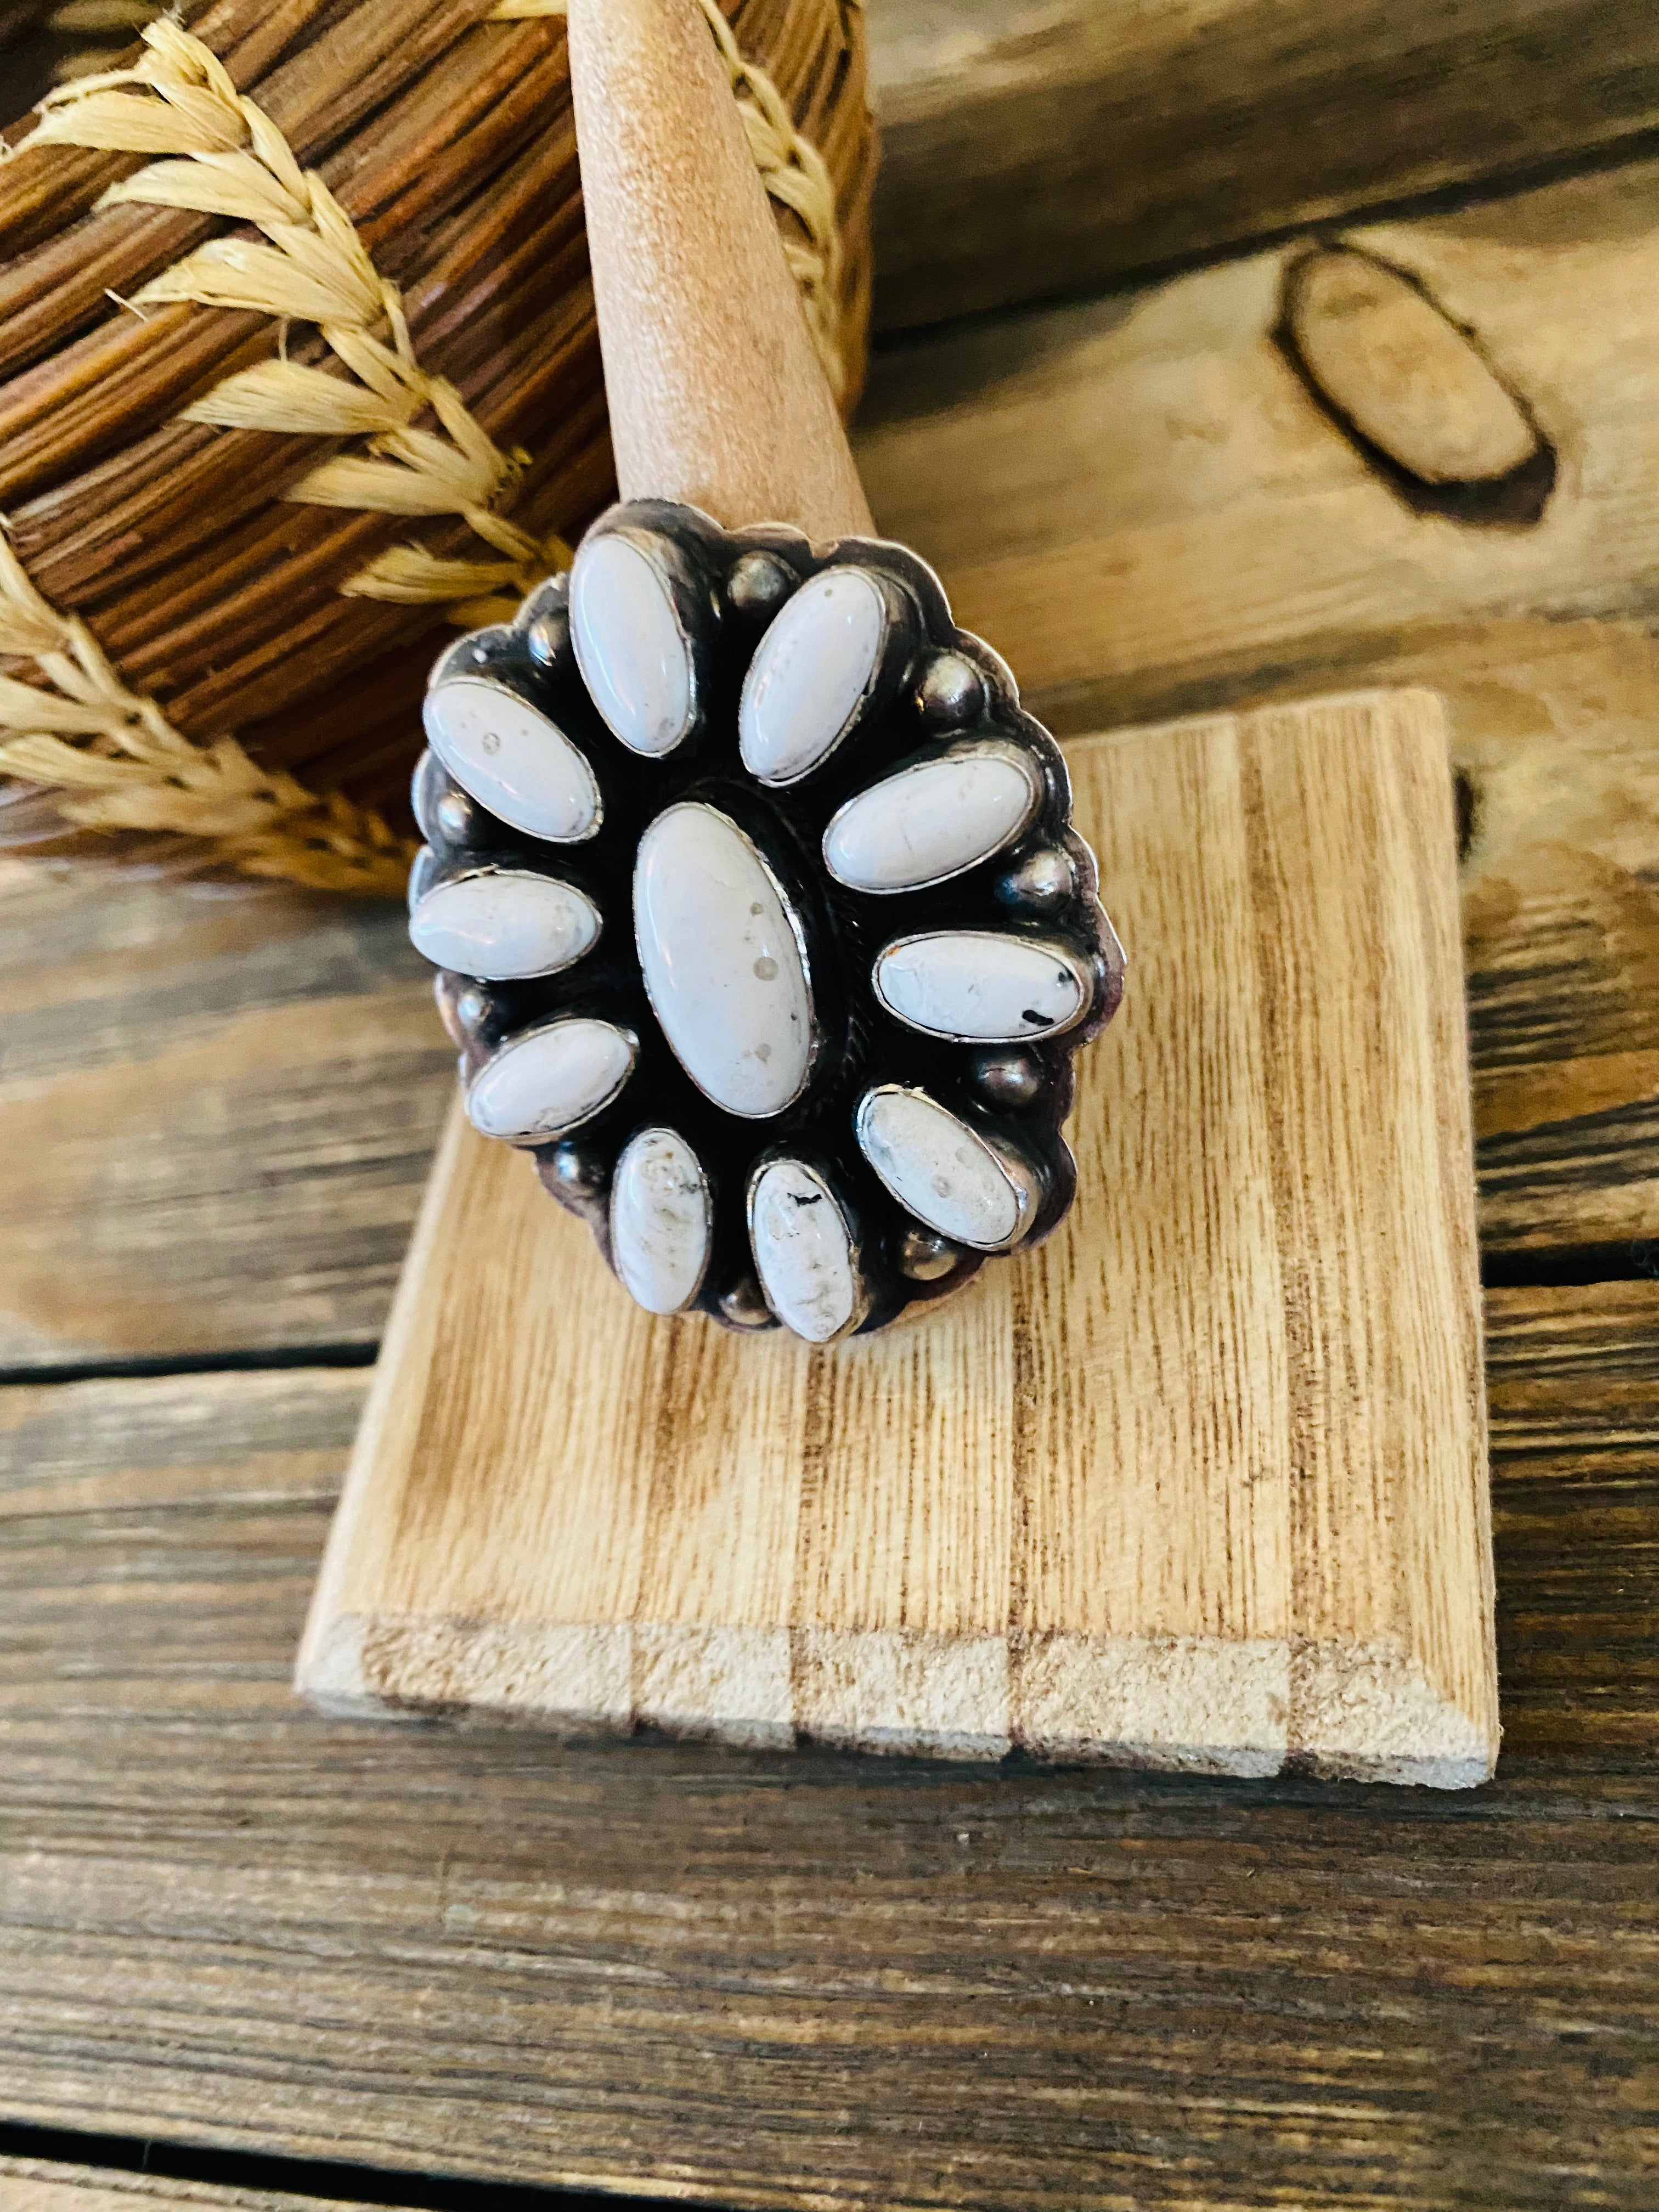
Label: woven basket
xmin=0 ymin=0 xmax=874 ymax=892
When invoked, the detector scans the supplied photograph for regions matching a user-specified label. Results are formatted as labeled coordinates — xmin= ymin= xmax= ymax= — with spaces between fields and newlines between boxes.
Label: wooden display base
xmin=297 ymin=689 xmax=1498 ymax=1786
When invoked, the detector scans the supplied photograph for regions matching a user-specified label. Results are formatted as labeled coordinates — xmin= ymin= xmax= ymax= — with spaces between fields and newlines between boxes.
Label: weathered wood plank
xmin=1487 ymin=1279 xmax=1659 ymax=1750
xmin=1 ymin=1284 xmax=1656 ymax=2208
xmin=868 ymin=0 xmax=1659 ymax=329
xmin=0 ymin=860 xmax=450 ymax=1371
xmin=858 ymin=165 xmax=1659 ymax=718
xmin=4 ymin=161 xmax=1658 ymax=1374
xmin=860 ymin=163 xmax=1659 ymax=1266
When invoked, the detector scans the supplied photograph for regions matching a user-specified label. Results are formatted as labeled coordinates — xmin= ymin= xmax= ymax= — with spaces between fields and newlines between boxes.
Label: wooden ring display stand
xmin=297 ymin=0 xmax=1499 ymax=1787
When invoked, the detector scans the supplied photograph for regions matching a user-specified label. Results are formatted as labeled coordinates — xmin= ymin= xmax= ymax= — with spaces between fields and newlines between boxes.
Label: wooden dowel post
xmin=566 ymin=0 xmax=873 ymax=539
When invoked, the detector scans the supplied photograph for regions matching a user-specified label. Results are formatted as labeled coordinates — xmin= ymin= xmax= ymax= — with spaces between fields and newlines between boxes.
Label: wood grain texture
xmin=0 ymin=2161 xmax=394 ymax=2212
xmin=1344 ymin=617 xmax=1659 ymax=1267
xmin=1 ymin=1282 xmax=1654 ymax=2208
xmin=0 ymin=859 xmax=450 ymax=1371
xmin=296 ymin=689 xmax=1496 ymax=1785
xmin=868 ymin=0 xmax=1659 ymax=329
xmin=858 ymin=161 xmax=1659 ymax=721
xmin=858 ymin=160 xmax=1659 ymax=1268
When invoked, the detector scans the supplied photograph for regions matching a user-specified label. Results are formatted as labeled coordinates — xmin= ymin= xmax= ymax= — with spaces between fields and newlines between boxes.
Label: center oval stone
xmin=634 ymin=800 xmax=816 ymax=1119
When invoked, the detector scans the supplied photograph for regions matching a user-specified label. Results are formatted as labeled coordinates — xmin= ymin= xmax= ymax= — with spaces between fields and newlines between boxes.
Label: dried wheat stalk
xmin=0 ymin=524 xmax=409 ymax=887
xmin=0 ymin=0 xmax=872 ymax=886
xmin=31 ymin=20 xmax=568 ymax=603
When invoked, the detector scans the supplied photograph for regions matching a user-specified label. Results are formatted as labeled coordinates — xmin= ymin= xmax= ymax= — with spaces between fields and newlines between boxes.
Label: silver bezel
xmin=853 ymin=1083 xmax=1041 ymax=1254
xmin=821 ymin=737 xmax=1044 ymax=895
xmin=409 ymin=865 xmax=604 ymax=983
xmin=737 ymin=566 xmax=907 ymax=789
xmin=569 ymin=524 xmax=705 ymax=760
xmin=609 ymin=1125 xmax=715 ymax=1316
xmin=633 ymin=799 xmax=823 ymax=1121
xmin=744 ymin=1151 xmax=871 ymax=1342
xmin=422 ymin=673 xmax=604 ymax=844
xmin=870 ymin=928 xmax=1094 ymax=1045
xmin=464 ymin=1014 xmax=639 ymax=1147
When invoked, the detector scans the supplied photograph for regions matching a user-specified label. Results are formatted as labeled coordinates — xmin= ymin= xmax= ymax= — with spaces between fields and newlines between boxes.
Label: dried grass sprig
xmin=0 ymin=528 xmax=412 ymax=892
xmin=0 ymin=0 xmax=866 ymax=891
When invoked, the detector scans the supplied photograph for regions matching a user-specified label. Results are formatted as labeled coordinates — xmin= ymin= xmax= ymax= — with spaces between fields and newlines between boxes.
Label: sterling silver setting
xmin=408 ymin=498 xmax=1125 ymax=1343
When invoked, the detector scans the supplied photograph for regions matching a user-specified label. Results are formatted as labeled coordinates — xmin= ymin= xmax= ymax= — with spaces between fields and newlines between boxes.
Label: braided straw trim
xmin=1 ymin=3 xmax=854 ymax=890
xmin=30 ymin=19 xmax=567 ymax=610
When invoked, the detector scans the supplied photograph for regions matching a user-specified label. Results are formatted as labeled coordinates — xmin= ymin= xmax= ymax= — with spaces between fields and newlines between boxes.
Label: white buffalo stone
xmin=822 ymin=742 xmax=1041 ymax=892
xmin=570 ymin=532 xmax=695 ymax=757
xmin=749 ymin=1156 xmax=864 ymax=1342
xmin=738 ymin=566 xmax=888 ymax=785
xmin=873 ymin=930 xmax=1090 ymax=1041
xmin=634 ymin=802 xmax=814 ymax=1118
xmin=855 ymin=1085 xmax=1039 ymax=1251
xmin=424 ymin=678 xmax=601 ymax=842
xmin=466 ymin=1017 xmax=635 ymax=1143
xmin=410 ymin=870 xmax=601 ymax=981
xmin=610 ymin=1127 xmax=712 ymax=1315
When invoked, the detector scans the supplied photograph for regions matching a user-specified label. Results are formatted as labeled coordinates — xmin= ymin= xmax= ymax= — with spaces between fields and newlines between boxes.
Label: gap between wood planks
xmin=2 ymin=1249 xmax=1646 ymax=1392
xmin=0 ymin=1344 xmax=379 ymax=1391
xmin=868 ymin=0 xmax=1659 ymax=330
xmin=0 ymin=1338 xmax=382 ymax=1390
xmin=1484 ymin=1240 xmax=1659 ymax=1290
xmin=867 ymin=117 xmax=1659 ymax=349
xmin=0 ymin=2124 xmax=662 ymax=2211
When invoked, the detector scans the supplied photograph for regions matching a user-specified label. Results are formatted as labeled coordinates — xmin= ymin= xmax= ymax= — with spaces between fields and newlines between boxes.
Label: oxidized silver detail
xmin=409 ymin=498 xmax=1124 ymax=1341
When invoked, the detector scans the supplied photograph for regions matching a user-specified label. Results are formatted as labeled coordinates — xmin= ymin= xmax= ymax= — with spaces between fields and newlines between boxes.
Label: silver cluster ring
xmin=408 ymin=499 xmax=1124 ymax=1343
